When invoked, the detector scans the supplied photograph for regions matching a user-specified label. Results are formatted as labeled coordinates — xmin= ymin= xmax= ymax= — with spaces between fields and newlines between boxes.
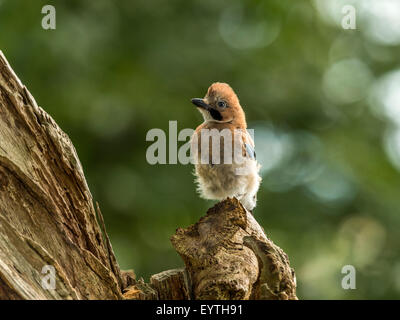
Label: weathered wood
xmin=0 ymin=51 xmax=122 ymax=299
xmin=244 ymin=236 xmax=297 ymax=299
xmin=171 ymin=198 xmax=297 ymax=300
xmin=121 ymin=269 xmax=137 ymax=288
xmin=150 ymin=269 xmax=190 ymax=300
xmin=123 ymin=278 xmax=158 ymax=300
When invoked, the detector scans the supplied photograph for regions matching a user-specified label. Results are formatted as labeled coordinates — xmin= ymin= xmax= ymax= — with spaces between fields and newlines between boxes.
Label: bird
xmin=190 ymin=82 xmax=261 ymax=212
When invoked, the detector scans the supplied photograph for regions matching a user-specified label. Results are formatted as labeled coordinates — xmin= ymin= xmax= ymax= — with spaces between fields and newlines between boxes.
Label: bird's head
xmin=191 ymin=82 xmax=246 ymax=128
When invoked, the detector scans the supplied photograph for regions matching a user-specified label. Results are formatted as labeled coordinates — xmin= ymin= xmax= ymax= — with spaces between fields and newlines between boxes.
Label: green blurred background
xmin=1 ymin=0 xmax=400 ymax=299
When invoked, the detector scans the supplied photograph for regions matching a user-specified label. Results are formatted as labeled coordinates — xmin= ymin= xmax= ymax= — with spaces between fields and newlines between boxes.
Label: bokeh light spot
xmin=323 ymin=59 xmax=373 ymax=105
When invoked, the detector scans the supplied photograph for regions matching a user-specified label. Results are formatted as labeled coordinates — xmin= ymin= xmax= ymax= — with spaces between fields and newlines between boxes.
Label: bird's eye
xmin=217 ymin=101 xmax=227 ymax=108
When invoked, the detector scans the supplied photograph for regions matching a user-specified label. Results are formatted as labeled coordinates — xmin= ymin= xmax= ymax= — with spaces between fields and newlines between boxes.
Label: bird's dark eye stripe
xmin=209 ymin=109 xmax=223 ymax=121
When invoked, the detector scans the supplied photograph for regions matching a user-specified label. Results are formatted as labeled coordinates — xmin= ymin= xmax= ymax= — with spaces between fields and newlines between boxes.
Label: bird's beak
xmin=191 ymin=98 xmax=210 ymax=111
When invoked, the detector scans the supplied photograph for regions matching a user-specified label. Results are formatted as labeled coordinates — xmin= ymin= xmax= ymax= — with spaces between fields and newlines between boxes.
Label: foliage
xmin=1 ymin=0 xmax=399 ymax=299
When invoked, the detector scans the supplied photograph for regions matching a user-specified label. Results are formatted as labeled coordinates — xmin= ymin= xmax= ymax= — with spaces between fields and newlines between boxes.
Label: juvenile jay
xmin=190 ymin=82 xmax=261 ymax=212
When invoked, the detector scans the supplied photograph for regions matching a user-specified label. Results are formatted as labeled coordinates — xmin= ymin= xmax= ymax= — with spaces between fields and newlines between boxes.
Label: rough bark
xmin=150 ymin=269 xmax=190 ymax=300
xmin=0 ymin=51 xmax=122 ymax=299
xmin=171 ymin=198 xmax=297 ymax=300
xmin=0 ymin=50 xmax=297 ymax=300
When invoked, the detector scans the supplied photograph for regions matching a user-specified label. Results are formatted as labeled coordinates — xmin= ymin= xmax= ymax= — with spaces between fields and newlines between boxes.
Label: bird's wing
xmin=245 ymin=142 xmax=256 ymax=160
xmin=242 ymin=130 xmax=256 ymax=160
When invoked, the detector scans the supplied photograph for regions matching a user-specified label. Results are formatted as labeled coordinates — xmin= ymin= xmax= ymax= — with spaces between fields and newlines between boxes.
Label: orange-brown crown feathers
xmin=206 ymin=82 xmax=237 ymax=100
xmin=205 ymin=82 xmax=247 ymax=128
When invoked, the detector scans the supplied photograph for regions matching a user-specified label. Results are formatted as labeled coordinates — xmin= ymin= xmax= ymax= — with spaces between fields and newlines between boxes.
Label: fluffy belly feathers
xmin=194 ymin=160 xmax=261 ymax=211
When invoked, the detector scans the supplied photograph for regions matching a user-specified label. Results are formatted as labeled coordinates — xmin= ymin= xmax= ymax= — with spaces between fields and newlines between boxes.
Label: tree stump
xmin=171 ymin=198 xmax=297 ymax=300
